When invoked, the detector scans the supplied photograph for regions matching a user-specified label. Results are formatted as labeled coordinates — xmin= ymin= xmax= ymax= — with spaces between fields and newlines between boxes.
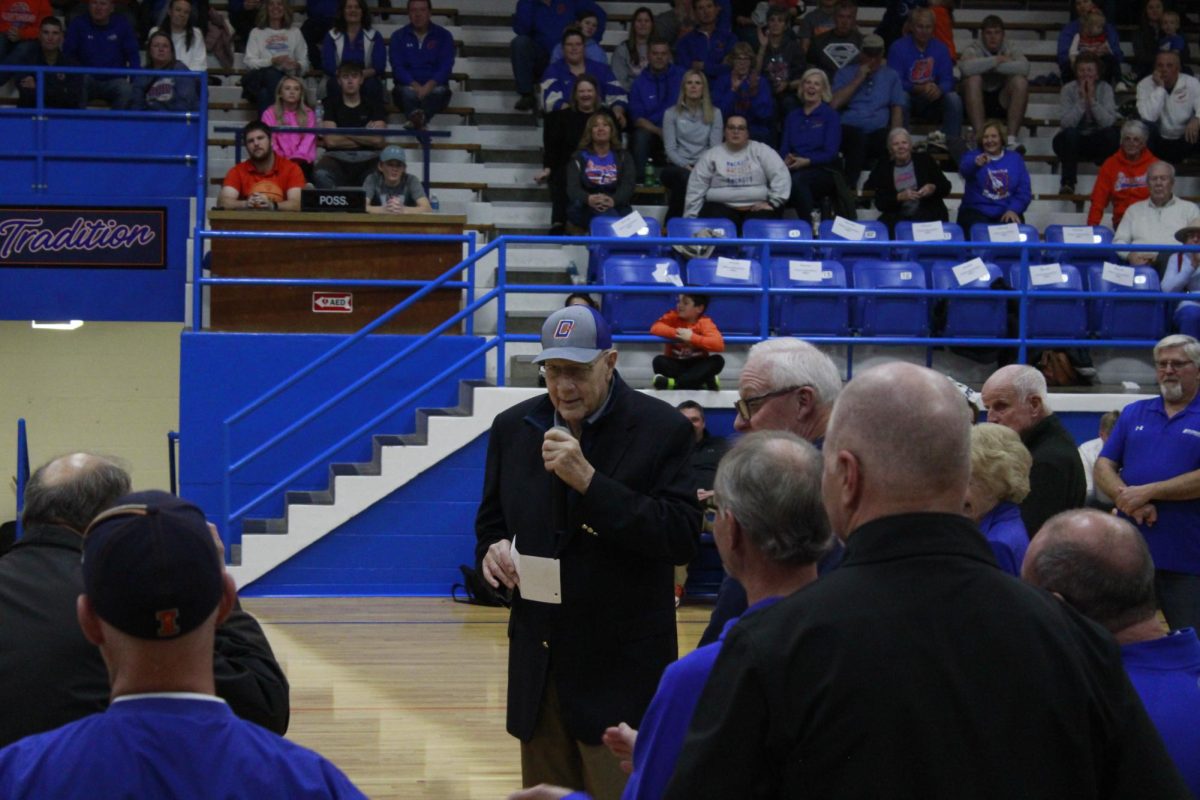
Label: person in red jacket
xmin=651 ymin=293 xmax=725 ymax=390
xmin=1087 ymin=119 xmax=1158 ymax=229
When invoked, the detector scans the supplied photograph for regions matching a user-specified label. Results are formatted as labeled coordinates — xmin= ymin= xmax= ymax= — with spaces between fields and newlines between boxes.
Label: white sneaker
xmin=1006 ymin=136 xmax=1026 ymax=154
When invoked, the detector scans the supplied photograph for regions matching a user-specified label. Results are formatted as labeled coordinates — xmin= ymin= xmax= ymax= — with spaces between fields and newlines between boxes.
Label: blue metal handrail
xmin=15 ymin=419 xmax=29 ymax=541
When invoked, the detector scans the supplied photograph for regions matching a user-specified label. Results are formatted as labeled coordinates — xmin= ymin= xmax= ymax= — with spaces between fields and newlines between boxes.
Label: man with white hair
xmin=1095 ymin=334 xmax=1200 ymax=631
xmin=663 ymin=362 xmax=1188 ymax=799
xmin=1114 ymin=161 xmax=1200 ymax=266
xmin=982 ymin=364 xmax=1086 ymax=535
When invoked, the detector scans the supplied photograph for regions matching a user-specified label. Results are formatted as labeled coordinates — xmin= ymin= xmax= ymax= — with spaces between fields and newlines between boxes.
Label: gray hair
xmin=1147 ymin=160 xmax=1175 ymax=180
xmin=713 ymin=430 xmax=832 ymax=565
xmin=1025 ymin=510 xmax=1156 ymax=634
xmin=746 ymin=338 xmax=842 ymax=407
xmin=22 ymin=453 xmax=131 ymax=531
xmin=886 ymin=127 xmax=912 ymax=147
xmin=1008 ymin=365 xmax=1051 ymax=410
xmin=1120 ymin=119 xmax=1148 ymax=140
xmin=1154 ymin=334 xmax=1200 ymax=366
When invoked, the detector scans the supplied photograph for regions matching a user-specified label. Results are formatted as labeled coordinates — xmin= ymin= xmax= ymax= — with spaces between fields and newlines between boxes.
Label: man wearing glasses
xmin=475 ymin=305 xmax=700 ymax=800
xmin=1096 ymin=334 xmax=1200 ymax=631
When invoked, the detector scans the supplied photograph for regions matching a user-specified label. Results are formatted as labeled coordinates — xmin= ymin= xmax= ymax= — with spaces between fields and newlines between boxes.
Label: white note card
xmin=952 ymin=257 xmax=991 ymax=286
xmin=1061 ymin=226 xmax=1094 ymax=245
xmin=831 ymin=216 xmax=866 ymax=241
xmin=652 ymin=262 xmax=682 ymax=286
xmin=911 ymin=221 xmax=945 ymax=242
xmin=611 ymin=209 xmax=649 ymax=238
xmin=988 ymin=223 xmax=1020 ymax=243
xmin=716 ymin=257 xmax=752 ymax=280
xmin=1103 ymin=261 xmax=1135 ymax=287
xmin=1028 ymin=263 xmax=1064 ymax=286
xmin=510 ymin=539 xmax=561 ymax=605
xmin=789 ymin=260 xmax=824 ymax=282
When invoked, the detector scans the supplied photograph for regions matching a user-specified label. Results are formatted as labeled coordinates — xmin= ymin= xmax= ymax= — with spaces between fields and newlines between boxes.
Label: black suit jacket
xmin=0 ymin=524 xmax=291 ymax=746
xmin=475 ymin=373 xmax=701 ymax=743
xmin=1020 ymin=413 xmax=1087 ymax=535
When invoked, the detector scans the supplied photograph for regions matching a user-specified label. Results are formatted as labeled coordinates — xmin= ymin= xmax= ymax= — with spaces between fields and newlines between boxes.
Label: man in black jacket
xmin=0 ymin=452 xmax=290 ymax=747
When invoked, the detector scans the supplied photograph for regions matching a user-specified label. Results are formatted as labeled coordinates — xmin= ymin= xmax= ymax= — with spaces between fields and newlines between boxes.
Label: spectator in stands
xmin=566 ymin=111 xmax=635 ymax=233
xmin=831 ymin=33 xmax=905 ymax=188
xmin=364 ymin=144 xmax=432 ymax=214
xmin=675 ymin=0 xmax=736 ymax=80
xmin=1077 ymin=408 xmax=1119 ymax=509
xmin=0 ymin=0 xmax=49 ymax=67
xmin=796 ymin=0 xmax=837 ymax=56
xmin=628 ymin=37 xmax=683 ymax=182
xmin=321 ymin=0 xmax=385 ymax=104
xmin=314 ymin=61 xmax=386 ymax=189
xmin=0 ymin=456 xmax=290 ymax=748
xmin=711 ymin=42 xmax=774 ymax=143
xmin=298 ymin=0 xmax=336 ymax=74
xmin=1088 ymin=119 xmax=1157 ymax=229
xmin=864 ymin=126 xmax=949 ymax=233
xmin=1163 ymin=218 xmax=1200 ymax=336
xmin=132 ymin=30 xmax=199 ymax=110
xmin=874 ymin=0 xmax=925 ymax=51
xmin=959 ymin=16 xmax=1029 ymax=152
xmin=676 ymin=399 xmax=728 ymax=502
xmin=1053 ymin=52 xmax=1120 ymax=196
xmin=611 ymin=6 xmax=654 ymax=90
xmin=220 ymin=120 xmax=305 ymax=210
xmin=510 ymin=0 xmax=605 ymax=111
xmin=684 ymin=114 xmax=790 ymax=230
xmin=388 ymin=0 xmax=455 ymax=130
xmin=808 ymin=0 xmax=861 ymax=81
xmin=65 ymin=0 xmax=139 ymax=109
xmin=1131 ymin=0 xmax=1167 ymax=80
xmin=1137 ymin=50 xmax=1200 ymax=164
xmin=982 ymin=364 xmax=1087 ymax=535
xmin=227 ymin=0 xmax=261 ymax=51
xmin=655 ymin=0 xmax=695 ymax=47
xmin=887 ymin=7 xmax=962 ymax=153
xmin=1115 ymin=162 xmax=1200 ymax=265
xmin=1023 ymin=509 xmax=1200 ymax=798
xmin=241 ymin=0 xmax=307 ymax=112
xmin=550 ymin=9 xmax=604 ymax=63
xmin=1061 ymin=6 xmax=1122 ymax=83
xmin=755 ymin=7 xmax=805 ymax=123
xmin=261 ymin=75 xmax=316 ymax=182
xmin=0 ymin=490 xmax=364 ymax=799
xmin=778 ymin=68 xmax=841 ymax=223
xmin=662 ymin=68 xmax=723 ymax=220
xmin=650 ymin=293 xmax=725 ymax=391
xmin=1157 ymin=12 xmax=1186 ymax=69
xmin=956 ymin=120 xmax=1032 ymax=229
xmin=565 ymin=291 xmax=598 ymax=308
xmin=17 ymin=16 xmax=84 ymax=108
xmin=535 ymin=75 xmax=611 ymax=234
xmin=964 ymin=422 xmax=1031 ymax=576
xmin=926 ymin=0 xmax=955 ymax=62
xmin=541 ymin=27 xmax=627 ymax=126
xmin=149 ymin=0 xmax=206 ymax=73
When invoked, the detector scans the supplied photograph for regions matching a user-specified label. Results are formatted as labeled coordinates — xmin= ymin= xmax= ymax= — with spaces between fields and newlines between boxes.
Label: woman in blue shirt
xmin=957 ymin=119 xmax=1032 ymax=230
xmin=964 ymin=422 xmax=1031 ymax=577
xmin=321 ymin=0 xmax=385 ymax=103
xmin=565 ymin=112 xmax=636 ymax=233
xmin=778 ymin=68 xmax=841 ymax=222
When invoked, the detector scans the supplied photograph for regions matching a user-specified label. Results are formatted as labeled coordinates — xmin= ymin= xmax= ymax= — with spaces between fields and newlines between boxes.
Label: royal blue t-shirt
xmin=1122 ymin=629 xmax=1200 ymax=797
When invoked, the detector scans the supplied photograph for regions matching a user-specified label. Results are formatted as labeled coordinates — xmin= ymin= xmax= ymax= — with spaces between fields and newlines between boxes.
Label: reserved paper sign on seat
xmin=789 ymin=260 xmax=824 ymax=282
xmin=652 ymin=261 xmax=683 ymax=285
xmin=1102 ymin=262 xmax=1135 ymax=287
xmin=911 ymin=221 xmax=947 ymax=241
xmin=716 ymin=257 xmax=752 ymax=280
xmin=987 ymin=223 xmax=1020 ymax=242
xmin=1062 ymin=226 xmax=1098 ymax=245
xmin=952 ymin=257 xmax=991 ymax=286
xmin=831 ymin=216 xmax=866 ymax=241
xmin=611 ymin=210 xmax=649 ymax=238
xmin=1029 ymin=263 xmax=1065 ymax=286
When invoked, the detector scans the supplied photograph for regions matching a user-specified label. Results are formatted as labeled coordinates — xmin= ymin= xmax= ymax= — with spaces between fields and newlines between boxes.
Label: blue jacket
xmin=131 ymin=61 xmax=200 ymax=111
xmin=322 ymin=28 xmax=386 ymax=79
xmin=887 ymin=34 xmax=955 ymax=94
xmin=778 ymin=102 xmax=841 ymax=165
xmin=1056 ymin=18 xmax=1123 ymax=72
xmin=512 ymin=0 xmax=606 ymax=55
xmin=959 ymin=148 xmax=1032 ymax=219
xmin=389 ymin=23 xmax=455 ymax=85
xmin=709 ymin=69 xmax=775 ymax=140
xmin=64 ymin=14 xmax=139 ymax=71
xmin=540 ymin=57 xmax=627 ymax=113
xmin=629 ymin=65 xmax=684 ymax=127
xmin=675 ymin=27 xmax=737 ymax=80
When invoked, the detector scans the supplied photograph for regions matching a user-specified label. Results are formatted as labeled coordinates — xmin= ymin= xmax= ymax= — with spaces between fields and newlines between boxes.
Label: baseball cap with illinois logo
xmin=533 ymin=305 xmax=612 ymax=363
xmin=82 ymin=490 xmax=225 ymax=640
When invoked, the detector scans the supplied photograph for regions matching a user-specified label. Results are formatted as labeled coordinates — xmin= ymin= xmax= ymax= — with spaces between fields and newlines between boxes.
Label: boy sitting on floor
xmin=650 ymin=293 xmax=725 ymax=390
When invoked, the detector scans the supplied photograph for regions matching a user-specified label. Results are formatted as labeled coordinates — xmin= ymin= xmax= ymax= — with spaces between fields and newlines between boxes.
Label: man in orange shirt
xmin=218 ymin=120 xmax=305 ymax=211
xmin=651 ymin=292 xmax=725 ymax=390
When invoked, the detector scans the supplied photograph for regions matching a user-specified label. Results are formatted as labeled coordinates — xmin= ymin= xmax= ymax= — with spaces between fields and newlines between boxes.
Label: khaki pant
xmin=520 ymin=680 xmax=629 ymax=800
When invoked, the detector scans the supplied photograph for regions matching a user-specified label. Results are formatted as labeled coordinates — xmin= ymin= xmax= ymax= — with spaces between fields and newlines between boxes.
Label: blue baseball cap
xmin=532 ymin=305 xmax=613 ymax=363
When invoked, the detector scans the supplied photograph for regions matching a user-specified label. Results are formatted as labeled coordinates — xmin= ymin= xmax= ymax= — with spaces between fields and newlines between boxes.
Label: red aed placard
xmin=312 ymin=292 xmax=353 ymax=313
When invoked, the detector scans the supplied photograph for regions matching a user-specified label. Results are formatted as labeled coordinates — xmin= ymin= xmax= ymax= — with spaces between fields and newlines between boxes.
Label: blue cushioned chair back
xmin=817 ymin=219 xmax=890 ymax=260
xmin=1008 ymin=263 xmax=1087 ymax=338
xmin=930 ymin=260 xmax=1006 ymax=337
xmin=599 ymin=256 xmax=683 ymax=333
xmin=684 ymin=257 xmax=765 ymax=335
xmin=768 ymin=258 xmax=849 ymax=336
xmin=968 ymin=223 xmax=1041 ymax=266
xmin=851 ymin=259 xmax=929 ymax=337
xmin=741 ymin=218 xmax=815 ymax=259
xmin=894 ymin=221 xmax=967 ymax=261
xmin=1042 ymin=225 xmax=1117 ymax=269
xmin=1083 ymin=264 xmax=1165 ymax=339
xmin=665 ymin=217 xmax=740 ymax=257
xmin=588 ymin=216 xmax=662 ymax=282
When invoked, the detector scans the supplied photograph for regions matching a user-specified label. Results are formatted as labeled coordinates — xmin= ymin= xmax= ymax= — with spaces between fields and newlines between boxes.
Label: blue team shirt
xmin=674 ymin=28 xmax=738 ymax=80
xmin=976 ymin=501 xmax=1028 ymax=577
xmin=886 ymin=35 xmax=956 ymax=94
xmin=832 ymin=63 xmax=907 ymax=132
xmin=389 ymin=23 xmax=456 ymax=85
xmin=629 ymin=65 xmax=684 ymax=127
xmin=1100 ymin=393 xmax=1200 ymax=573
xmin=778 ymin=101 xmax=841 ymax=165
xmin=63 ymin=14 xmax=140 ymax=71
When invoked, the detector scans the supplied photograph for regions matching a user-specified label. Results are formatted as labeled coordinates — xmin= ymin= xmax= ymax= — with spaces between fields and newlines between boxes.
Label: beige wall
xmin=0 ymin=321 xmax=182 ymax=523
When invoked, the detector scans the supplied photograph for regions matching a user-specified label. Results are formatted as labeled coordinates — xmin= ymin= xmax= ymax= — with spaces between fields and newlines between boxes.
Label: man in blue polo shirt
xmin=885 ymin=6 xmax=961 ymax=151
xmin=1023 ymin=508 xmax=1200 ymax=797
xmin=831 ymin=34 xmax=906 ymax=187
xmin=1096 ymin=334 xmax=1200 ymax=632
xmin=507 ymin=430 xmax=831 ymax=800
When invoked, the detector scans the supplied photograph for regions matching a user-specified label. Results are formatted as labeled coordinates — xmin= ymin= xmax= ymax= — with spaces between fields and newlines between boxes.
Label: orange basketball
xmin=249 ymin=180 xmax=284 ymax=203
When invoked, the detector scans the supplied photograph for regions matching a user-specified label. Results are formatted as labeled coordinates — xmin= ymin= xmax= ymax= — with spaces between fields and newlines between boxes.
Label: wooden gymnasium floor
xmin=242 ymin=597 xmax=711 ymax=800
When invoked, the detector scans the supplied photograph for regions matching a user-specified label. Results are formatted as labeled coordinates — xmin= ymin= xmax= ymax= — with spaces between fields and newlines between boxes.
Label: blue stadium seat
xmin=768 ymin=258 xmax=850 ymax=336
xmin=851 ymin=260 xmax=929 ymax=337
xmin=666 ymin=217 xmax=740 ymax=258
xmin=894 ymin=221 xmax=967 ymax=262
xmin=1042 ymin=225 xmax=1117 ymax=270
xmin=587 ymin=216 xmax=662 ymax=283
xmin=599 ymin=256 xmax=683 ymax=334
xmin=1083 ymin=264 xmax=1165 ymax=340
xmin=1008 ymin=263 xmax=1087 ymax=339
xmin=930 ymin=260 xmax=1006 ymax=338
xmin=968 ymin=223 xmax=1041 ymax=269
xmin=817 ymin=219 xmax=889 ymax=261
xmin=684 ymin=257 xmax=766 ymax=335
xmin=741 ymin=218 xmax=815 ymax=259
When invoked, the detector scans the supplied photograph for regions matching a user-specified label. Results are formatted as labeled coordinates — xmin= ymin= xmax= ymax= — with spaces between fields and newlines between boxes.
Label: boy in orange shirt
xmin=650 ymin=293 xmax=725 ymax=390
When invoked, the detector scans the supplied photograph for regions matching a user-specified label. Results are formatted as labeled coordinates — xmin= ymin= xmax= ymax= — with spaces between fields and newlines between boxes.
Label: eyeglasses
xmin=1155 ymin=359 xmax=1195 ymax=371
xmin=725 ymin=124 xmax=748 ymax=131
xmin=540 ymin=356 xmax=604 ymax=383
xmin=734 ymin=386 xmax=804 ymax=421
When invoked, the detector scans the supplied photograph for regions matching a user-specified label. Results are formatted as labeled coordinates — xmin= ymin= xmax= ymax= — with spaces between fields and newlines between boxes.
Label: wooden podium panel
xmin=208 ymin=211 xmax=468 ymax=334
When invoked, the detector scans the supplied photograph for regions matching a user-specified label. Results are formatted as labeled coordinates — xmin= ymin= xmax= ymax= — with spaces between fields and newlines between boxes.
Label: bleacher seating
xmin=851 ymin=260 xmax=929 ymax=337
xmin=1084 ymin=264 xmax=1166 ymax=340
xmin=968 ymin=223 xmax=1043 ymax=270
xmin=817 ymin=219 xmax=890 ymax=262
xmin=741 ymin=218 xmax=814 ymax=259
xmin=930 ymin=260 xmax=1008 ymax=338
xmin=598 ymin=255 xmax=683 ymax=335
xmin=894 ymin=221 xmax=967 ymax=262
xmin=768 ymin=258 xmax=850 ymax=337
xmin=1009 ymin=263 xmax=1088 ymax=339
xmin=1043 ymin=224 xmax=1118 ymax=270
xmin=683 ymin=257 xmax=765 ymax=336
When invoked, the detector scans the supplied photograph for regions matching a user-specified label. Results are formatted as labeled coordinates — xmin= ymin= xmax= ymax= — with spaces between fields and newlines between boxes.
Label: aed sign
xmin=313 ymin=292 xmax=353 ymax=313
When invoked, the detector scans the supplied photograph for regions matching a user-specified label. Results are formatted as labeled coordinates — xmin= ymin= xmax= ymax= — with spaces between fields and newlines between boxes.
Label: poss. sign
xmin=0 ymin=206 xmax=166 ymax=269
